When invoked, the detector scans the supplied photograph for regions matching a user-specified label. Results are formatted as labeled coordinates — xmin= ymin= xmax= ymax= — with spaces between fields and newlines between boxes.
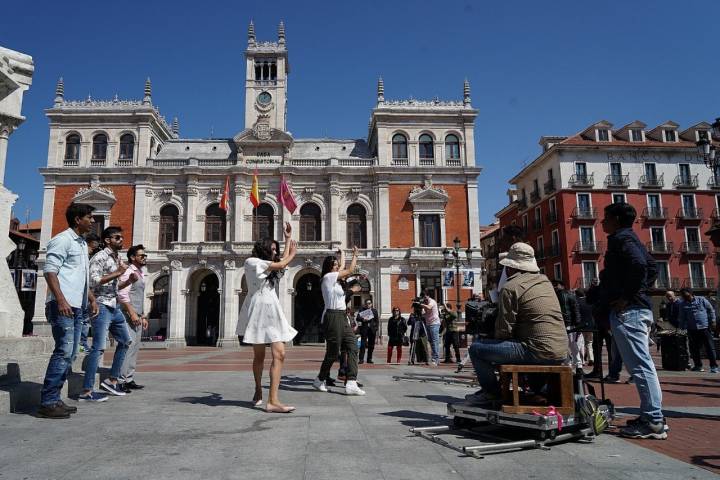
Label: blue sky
xmin=2 ymin=0 xmax=719 ymax=225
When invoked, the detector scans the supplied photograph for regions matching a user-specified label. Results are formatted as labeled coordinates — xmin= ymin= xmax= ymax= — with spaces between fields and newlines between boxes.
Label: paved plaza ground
xmin=0 ymin=345 xmax=718 ymax=480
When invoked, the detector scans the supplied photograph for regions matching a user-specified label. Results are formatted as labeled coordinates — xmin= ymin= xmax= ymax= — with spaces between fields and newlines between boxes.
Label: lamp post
xmin=695 ymin=118 xmax=720 ymax=172
xmin=443 ymin=236 xmax=474 ymax=316
xmin=14 ymin=238 xmax=26 ymax=268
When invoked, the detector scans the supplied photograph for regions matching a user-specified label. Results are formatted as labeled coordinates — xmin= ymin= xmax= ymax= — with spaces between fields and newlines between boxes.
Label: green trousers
xmin=319 ymin=310 xmax=359 ymax=381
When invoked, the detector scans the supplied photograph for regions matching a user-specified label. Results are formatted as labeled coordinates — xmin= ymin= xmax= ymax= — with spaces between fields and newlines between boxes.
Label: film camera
xmin=464 ymin=300 xmax=498 ymax=338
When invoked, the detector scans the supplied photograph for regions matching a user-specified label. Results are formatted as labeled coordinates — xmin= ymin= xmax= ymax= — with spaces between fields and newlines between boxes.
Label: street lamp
xmin=442 ymin=236 xmax=474 ymax=316
xmin=696 ymin=119 xmax=720 ymax=171
xmin=14 ymin=238 xmax=26 ymax=268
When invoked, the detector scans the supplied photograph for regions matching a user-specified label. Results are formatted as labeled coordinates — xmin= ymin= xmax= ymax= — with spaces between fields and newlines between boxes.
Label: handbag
xmin=402 ymin=335 xmax=410 ymax=347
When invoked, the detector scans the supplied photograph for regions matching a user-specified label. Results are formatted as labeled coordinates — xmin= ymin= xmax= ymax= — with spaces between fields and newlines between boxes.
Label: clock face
xmin=257 ymin=91 xmax=272 ymax=105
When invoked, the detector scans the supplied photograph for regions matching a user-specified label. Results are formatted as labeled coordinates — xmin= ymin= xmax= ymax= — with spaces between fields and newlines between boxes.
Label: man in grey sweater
xmin=118 ymin=244 xmax=149 ymax=390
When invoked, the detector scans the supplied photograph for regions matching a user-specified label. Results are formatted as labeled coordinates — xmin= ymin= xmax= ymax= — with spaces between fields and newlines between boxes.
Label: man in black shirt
xmin=356 ymin=299 xmax=379 ymax=364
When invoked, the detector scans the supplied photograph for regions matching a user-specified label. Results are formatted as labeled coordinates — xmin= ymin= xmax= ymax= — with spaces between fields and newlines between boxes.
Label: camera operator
xmin=440 ymin=303 xmax=461 ymax=364
xmin=356 ymin=298 xmax=379 ymax=364
xmin=418 ymin=289 xmax=441 ymax=366
xmin=466 ymin=243 xmax=567 ymax=407
xmin=407 ymin=304 xmax=429 ymax=365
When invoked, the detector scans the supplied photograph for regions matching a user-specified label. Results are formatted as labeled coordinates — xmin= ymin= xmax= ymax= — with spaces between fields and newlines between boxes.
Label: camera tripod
xmin=407 ymin=318 xmax=429 ymax=365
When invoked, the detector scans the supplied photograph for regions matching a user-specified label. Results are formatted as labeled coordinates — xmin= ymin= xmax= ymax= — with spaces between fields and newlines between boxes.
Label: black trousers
xmin=688 ymin=328 xmax=718 ymax=368
xmin=319 ymin=310 xmax=359 ymax=381
xmin=443 ymin=331 xmax=461 ymax=362
xmin=359 ymin=326 xmax=376 ymax=362
xmin=591 ymin=327 xmax=613 ymax=375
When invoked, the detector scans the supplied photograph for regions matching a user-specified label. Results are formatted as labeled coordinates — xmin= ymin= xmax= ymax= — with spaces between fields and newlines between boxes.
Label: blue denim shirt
xmin=678 ymin=296 xmax=716 ymax=330
xmin=44 ymin=228 xmax=89 ymax=309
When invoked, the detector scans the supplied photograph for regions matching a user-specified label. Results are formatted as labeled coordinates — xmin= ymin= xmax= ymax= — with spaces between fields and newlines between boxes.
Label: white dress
xmin=236 ymin=257 xmax=297 ymax=344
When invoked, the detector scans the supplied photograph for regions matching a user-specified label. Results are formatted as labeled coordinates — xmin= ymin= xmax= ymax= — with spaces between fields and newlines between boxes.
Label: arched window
xmin=159 ymin=204 xmax=179 ymax=250
xmin=252 ymin=203 xmax=275 ymax=241
xmin=299 ymin=203 xmax=321 ymax=241
xmin=346 ymin=204 xmax=367 ymax=249
xmin=445 ymin=134 xmax=460 ymax=160
xmin=392 ymin=134 xmax=408 ymax=163
xmin=204 ymin=203 xmax=226 ymax=242
xmin=65 ymin=134 xmax=80 ymax=160
xmin=119 ymin=133 xmax=135 ymax=160
xmin=419 ymin=134 xmax=434 ymax=160
xmin=150 ymin=275 xmax=169 ymax=320
xmin=92 ymin=134 xmax=107 ymax=159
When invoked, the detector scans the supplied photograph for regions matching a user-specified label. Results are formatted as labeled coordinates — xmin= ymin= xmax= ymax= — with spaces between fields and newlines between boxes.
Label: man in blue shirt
xmin=678 ymin=288 xmax=718 ymax=373
xmin=38 ymin=203 xmax=99 ymax=418
xmin=597 ymin=202 xmax=666 ymax=439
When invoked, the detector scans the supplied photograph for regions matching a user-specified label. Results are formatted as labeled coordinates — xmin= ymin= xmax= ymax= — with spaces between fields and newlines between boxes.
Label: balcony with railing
xmin=391 ymin=157 xmax=409 ymax=166
xmin=572 ymin=241 xmax=603 ymax=255
xmin=638 ymin=174 xmax=664 ymax=188
xmin=707 ymin=175 xmax=720 ymax=189
xmin=677 ymin=207 xmax=703 ymax=222
xmin=63 ymin=159 xmax=80 ymax=167
xmin=574 ymin=277 xmax=599 ymax=289
xmin=679 ymin=242 xmax=708 ymax=255
xmin=682 ymin=277 xmax=716 ymax=290
xmin=517 ymin=197 xmax=528 ymax=210
xmin=641 ymin=207 xmax=668 ymax=221
xmin=532 ymin=219 xmax=543 ymax=232
xmin=646 ymin=241 xmax=673 ymax=255
xmin=672 ymin=174 xmax=699 ymax=189
xmin=568 ymin=173 xmax=594 ymax=188
xmin=653 ymin=277 xmax=680 ymax=290
xmin=570 ymin=207 xmax=597 ymax=220
xmin=530 ymin=190 xmax=541 ymax=203
xmin=549 ymin=244 xmax=561 ymax=257
xmin=544 ymin=179 xmax=556 ymax=194
xmin=604 ymin=174 xmax=630 ymax=188
xmin=535 ymin=247 xmax=546 ymax=261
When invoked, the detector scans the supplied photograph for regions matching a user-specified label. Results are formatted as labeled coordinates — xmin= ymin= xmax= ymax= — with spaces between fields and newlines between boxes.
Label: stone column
xmin=31 ymin=183 xmax=56 ymax=332
xmin=328 ymin=183 xmax=341 ymax=243
xmin=218 ymin=259 xmax=238 ymax=347
xmin=375 ymin=182 xmax=390 ymax=248
xmin=185 ymin=183 xmax=198 ymax=243
xmin=467 ymin=182 xmax=481 ymax=248
xmin=167 ymin=260 xmax=187 ymax=347
xmin=133 ymin=182 xmax=150 ymax=245
xmin=0 ymin=119 xmax=18 ymax=185
xmin=233 ymin=183 xmax=243 ymax=242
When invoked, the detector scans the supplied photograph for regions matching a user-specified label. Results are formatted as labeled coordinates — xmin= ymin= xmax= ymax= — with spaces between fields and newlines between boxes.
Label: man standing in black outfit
xmin=357 ymin=299 xmax=379 ymax=364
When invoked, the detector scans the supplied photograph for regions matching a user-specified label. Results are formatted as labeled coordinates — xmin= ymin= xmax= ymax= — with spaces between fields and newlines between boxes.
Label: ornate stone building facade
xmin=33 ymin=23 xmax=482 ymax=346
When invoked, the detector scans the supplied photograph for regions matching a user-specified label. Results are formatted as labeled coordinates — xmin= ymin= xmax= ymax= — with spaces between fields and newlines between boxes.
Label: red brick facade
xmin=51 ymin=185 xmax=136 ymax=240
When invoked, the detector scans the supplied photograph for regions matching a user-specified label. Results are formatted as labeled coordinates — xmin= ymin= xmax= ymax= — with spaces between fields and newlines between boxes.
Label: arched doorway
xmin=293 ymin=272 xmax=324 ymax=344
xmin=194 ymin=273 xmax=220 ymax=346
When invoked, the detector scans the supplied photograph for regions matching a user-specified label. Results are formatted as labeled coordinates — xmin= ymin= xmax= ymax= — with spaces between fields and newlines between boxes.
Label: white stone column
xmin=412 ymin=213 xmax=420 ymax=247
xmin=31 ymin=183 xmax=56 ymax=331
xmin=233 ymin=184 xmax=242 ymax=242
xmin=440 ymin=213 xmax=447 ymax=246
xmin=185 ymin=184 xmax=198 ymax=242
xmin=167 ymin=260 xmax=187 ymax=347
xmin=467 ymin=182 xmax=481 ymax=248
xmin=376 ymin=182 xmax=390 ymax=248
xmin=133 ymin=183 xmax=149 ymax=245
xmin=0 ymin=122 xmax=14 ymax=185
xmin=0 ymin=185 xmax=23 ymax=337
xmin=328 ymin=184 xmax=340 ymax=243
xmin=218 ymin=259 xmax=238 ymax=347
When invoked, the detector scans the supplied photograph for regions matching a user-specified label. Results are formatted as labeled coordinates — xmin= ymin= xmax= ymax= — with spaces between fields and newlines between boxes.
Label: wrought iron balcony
xmin=604 ymin=174 xmax=630 ymax=188
xmin=572 ymin=241 xmax=603 ymax=254
xmin=641 ymin=207 xmax=668 ymax=221
xmin=638 ymin=174 xmax=664 ymax=188
xmin=530 ymin=190 xmax=541 ymax=203
xmin=517 ymin=198 xmax=528 ymax=210
xmin=653 ymin=277 xmax=680 ymax=290
xmin=682 ymin=277 xmax=716 ymax=290
xmin=673 ymin=174 xmax=699 ymax=189
xmin=568 ymin=173 xmax=594 ymax=188
xmin=677 ymin=207 xmax=703 ymax=221
xmin=574 ymin=277 xmax=599 ymax=289
xmin=544 ymin=179 xmax=556 ymax=194
xmin=646 ymin=241 xmax=673 ymax=255
xmin=679 ymin=242 xmax=708 ymax=255
xmin=546 ymin=211 xmax=558 ymax=224
xmin=707 ymin=175 xmax=720 ymax=190
xmin=571 ymin=207 xmax=597 ymax=220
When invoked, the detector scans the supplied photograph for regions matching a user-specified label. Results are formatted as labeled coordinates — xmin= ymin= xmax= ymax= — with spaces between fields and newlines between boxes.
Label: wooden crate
xmin=498 ymin=365 xmax=575 ymax=416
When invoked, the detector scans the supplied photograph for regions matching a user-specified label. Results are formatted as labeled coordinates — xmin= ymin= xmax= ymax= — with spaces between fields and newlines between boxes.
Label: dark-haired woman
xmin=313 ymin=246 xmax=366 ymax=395
xmin=237 ymin=222 xmax=298 ymax=413
xmin=387 ymin=307 xmax=407 ymax=364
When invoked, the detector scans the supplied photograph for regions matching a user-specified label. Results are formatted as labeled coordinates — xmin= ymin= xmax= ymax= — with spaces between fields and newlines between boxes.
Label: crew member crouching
xmin=466 ymin=242 xmax=568 ymax=407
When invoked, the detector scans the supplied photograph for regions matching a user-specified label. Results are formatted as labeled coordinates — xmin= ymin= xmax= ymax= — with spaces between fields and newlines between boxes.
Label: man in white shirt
xmin=419 ymin=289 xmax=441 ymax=366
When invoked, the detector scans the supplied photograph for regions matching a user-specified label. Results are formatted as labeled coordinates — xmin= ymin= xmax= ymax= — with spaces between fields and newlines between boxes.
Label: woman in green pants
xmin=313 ymin=246 xmax=366 ymax=395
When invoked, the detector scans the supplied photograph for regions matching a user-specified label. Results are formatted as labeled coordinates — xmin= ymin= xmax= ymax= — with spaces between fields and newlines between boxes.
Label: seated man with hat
xmin=466 ymin=242 xmax=568 ymax=406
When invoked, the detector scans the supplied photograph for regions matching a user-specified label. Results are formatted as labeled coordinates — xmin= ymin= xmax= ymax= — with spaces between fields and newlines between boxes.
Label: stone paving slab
xmin=0 ymin=370 xmax=716 ymax=480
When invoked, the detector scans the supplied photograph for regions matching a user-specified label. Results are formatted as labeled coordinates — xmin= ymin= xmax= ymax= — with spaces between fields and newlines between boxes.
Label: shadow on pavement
xmin=404 ymin=394 xmax=463 ymax=404
xmin=175 ymin=391 xmax=255 ymax=409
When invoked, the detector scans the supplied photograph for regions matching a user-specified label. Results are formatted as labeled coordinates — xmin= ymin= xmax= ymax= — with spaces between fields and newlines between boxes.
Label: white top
xmin=321 ymin=272 xmax=346 ymax=310
xmin=236 ymin=257 xmax=297 ymax=344
xmin=423 ymin=297 xmax=441 ymax=326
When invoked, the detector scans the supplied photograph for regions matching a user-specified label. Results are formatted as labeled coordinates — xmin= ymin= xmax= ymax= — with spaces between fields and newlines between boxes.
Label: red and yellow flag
xmin=219 ymin=176 xmax=230 ymax=211
xmin=249 ymin=169 xmax=260 ymax=208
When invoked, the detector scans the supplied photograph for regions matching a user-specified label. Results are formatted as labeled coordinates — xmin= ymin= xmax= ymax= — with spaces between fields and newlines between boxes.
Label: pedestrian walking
xmin=118 ymin=244 xmax=148 ymax=390
xmin=386 ymin=307 xmax=407 ymax=364
xmin=678 ymin=288 xmax=718 ymax=373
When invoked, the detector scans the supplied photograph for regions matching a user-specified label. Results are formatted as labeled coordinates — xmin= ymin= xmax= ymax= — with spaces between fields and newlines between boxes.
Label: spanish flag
xmin=249 ymin=169 xmax=260 ymax=208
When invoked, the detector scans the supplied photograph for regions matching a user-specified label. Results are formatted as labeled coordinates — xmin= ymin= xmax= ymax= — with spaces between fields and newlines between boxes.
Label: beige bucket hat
xmin=499 ymin=242 xmax=539 ymax=273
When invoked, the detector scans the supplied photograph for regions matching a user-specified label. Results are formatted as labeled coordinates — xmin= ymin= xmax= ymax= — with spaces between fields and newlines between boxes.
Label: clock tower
xmin=244 ymin=21 xmax=289 ymax=133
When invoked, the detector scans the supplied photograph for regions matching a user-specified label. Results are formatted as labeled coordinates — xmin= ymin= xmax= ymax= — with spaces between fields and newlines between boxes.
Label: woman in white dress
xmin=237 ymin=222 xmax=297 ymax=413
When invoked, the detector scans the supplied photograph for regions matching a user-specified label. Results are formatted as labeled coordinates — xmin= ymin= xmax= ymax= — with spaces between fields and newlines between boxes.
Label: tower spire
xmin=278 ymin=21 xmax=286 ymax=45
xmin=143 ymin=77 xmax=152 ymax=105
xmin=54 ymin=77 xmax=64 ymax=106
xmin=248 ymin=20 xmax=256 ymax=47
xmin=463 ymin=78 xmax=471 ymax=106
xmin=172 ymin=117 xmax=179 ymax=138
xmin=377 ymin=76 xmax=385 ymax=104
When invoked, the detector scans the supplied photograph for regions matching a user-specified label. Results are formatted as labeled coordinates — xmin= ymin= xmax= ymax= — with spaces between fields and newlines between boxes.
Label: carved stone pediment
xmin=73 ymin=177 xmax=116 ymax=212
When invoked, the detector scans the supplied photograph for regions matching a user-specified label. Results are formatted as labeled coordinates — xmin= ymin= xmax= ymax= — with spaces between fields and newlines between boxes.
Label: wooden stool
xmin=498 ymin=365 xmax=575 ymax=415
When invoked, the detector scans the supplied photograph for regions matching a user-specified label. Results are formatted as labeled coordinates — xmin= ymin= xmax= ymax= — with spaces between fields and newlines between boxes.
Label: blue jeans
xmin=40 ymin=301 xmax=83 ymax=406
xmin=610 ymin=308 xmax=663 ymax=423
xmin=83 ymin=304 xmax=132 ymax=391
xmin=426 ymin=324 xmax=441 ymax=363
xmin=80 ymin=307 xmax=91 ymax=348
xmin=468 ymin=339 xmax=562 ymax=395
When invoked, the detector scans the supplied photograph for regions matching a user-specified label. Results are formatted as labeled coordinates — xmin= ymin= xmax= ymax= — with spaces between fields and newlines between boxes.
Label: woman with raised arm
xmin=313 ymin=246 xmax=366 ymax=395
xmin=237 ymin=222 xmax=298 ymax=413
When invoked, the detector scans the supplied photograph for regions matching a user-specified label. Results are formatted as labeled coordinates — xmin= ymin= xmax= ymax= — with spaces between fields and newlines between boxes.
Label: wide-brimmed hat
xmin=499 ymin=242 xmax=539 ymax=273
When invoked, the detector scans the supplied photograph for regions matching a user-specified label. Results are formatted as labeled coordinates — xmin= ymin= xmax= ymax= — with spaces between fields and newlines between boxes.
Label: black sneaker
xmin=619 ymin=419 xmax=668 ymax=439
xmin=125 ymin=381 xmax=144 ymax=390
xmin=626 ymin=416 xmax=669 ymax=432
xmin=691 ymin=366 xmax=705 ymax=372
xmin=100 ymin=379 xmax=127 ymax=396
xmin=603 ymin=375 xmax=620 ymax=384
xmin=37 ymin=404 xmax=70 ymax=419
xmin=56 ymin=400 xmax=77 ymax=414
xmin=325 ymin=378 xmax=337 ymax=387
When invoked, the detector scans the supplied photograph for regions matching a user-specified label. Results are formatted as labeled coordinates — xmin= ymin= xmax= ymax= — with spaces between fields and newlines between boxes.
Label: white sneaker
xmin=313 ymin=378 xmax=328 ymax=392
xmin=345 ymin=380 xmax=366 ymax=396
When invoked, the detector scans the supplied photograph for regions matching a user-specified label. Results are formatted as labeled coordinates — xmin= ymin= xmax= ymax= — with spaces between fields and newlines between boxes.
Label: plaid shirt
xmin=90 ymin=247 xmax=121 ymax=308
